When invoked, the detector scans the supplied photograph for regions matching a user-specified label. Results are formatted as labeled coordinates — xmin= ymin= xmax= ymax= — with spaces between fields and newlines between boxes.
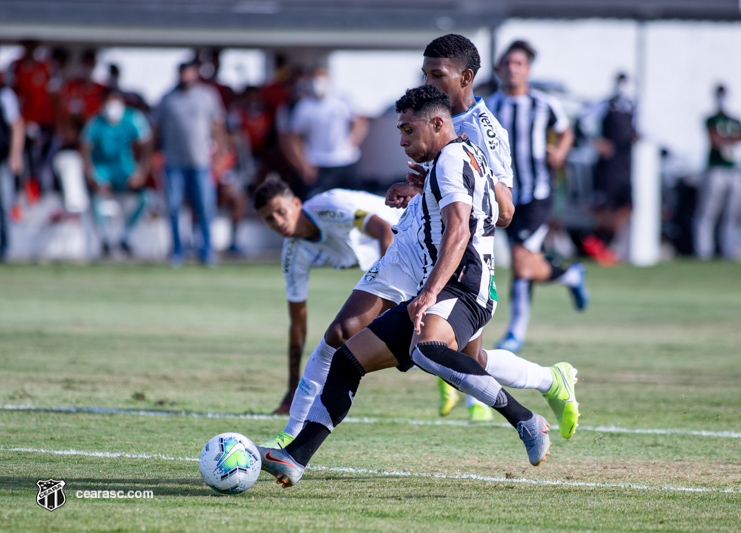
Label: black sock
xmin=546 ymin=257 xmax=567 ymax=281
xmin=285 ymin=344 xmax=365 ymax=466
xmin=492 ymin=389 xmax=533 ymax=428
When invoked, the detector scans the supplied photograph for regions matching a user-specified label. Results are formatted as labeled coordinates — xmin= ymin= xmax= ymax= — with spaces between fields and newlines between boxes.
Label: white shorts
xmin=353 ymin=248 xmax=419 ymax=305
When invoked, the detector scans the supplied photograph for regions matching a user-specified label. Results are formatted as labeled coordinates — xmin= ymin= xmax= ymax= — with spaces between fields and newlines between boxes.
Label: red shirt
xmin=58 ymin=78 xmax=106 ymax=121
xmin=10 ymin=58 xmax=56 ymax=126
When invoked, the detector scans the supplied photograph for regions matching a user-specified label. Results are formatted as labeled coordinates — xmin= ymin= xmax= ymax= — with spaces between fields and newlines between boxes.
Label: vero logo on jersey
xmin=316 ymin=209 xmax=345 ymax=220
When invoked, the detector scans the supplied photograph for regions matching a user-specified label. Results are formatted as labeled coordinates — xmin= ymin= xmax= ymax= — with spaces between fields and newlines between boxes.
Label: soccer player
xmin=260 ymin=35 xmax=579 ymax=449
xmin=253 ymin=180 xmax=400 ymax=414
xmin=485 ymin=40 xmax=589 ymax=354
xmin=259 ymin=86 xmax=552 ymax=487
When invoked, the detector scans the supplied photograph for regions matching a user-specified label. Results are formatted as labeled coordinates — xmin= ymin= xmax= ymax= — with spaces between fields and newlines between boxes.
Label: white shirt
xmin=452 ymin=97 xmax=513 ymax=189
xmin=0 ymin=87 xmax=21 ymax=125
xmin=291 ymin=94 xmax=360 ymax=168
xmin=283 ymin=189 xmax=402 ymax=302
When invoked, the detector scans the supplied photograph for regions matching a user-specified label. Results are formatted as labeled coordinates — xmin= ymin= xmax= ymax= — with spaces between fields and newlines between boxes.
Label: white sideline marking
xmin=3 ymin=404 xmax=740 ymax=439
xmin=1 ymin=446 xmax=738 ymax=495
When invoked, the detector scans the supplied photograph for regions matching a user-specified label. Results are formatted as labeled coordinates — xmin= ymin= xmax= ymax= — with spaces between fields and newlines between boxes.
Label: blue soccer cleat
xmin=516 ymin=412 xmax=551 ymax=466
xmin=257 ymin=445 xmax=305 ymax=488
xmin=496 ymin=332 xmax=524 ymax=353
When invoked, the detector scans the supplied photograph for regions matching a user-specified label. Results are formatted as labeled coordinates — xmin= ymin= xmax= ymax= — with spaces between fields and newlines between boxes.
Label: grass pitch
xmin=0 ymin=261 xmax=739 ymax=531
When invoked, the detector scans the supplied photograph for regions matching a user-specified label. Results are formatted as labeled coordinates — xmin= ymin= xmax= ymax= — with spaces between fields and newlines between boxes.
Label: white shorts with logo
xmin=353 ymin=245 xmax=420 ymax=305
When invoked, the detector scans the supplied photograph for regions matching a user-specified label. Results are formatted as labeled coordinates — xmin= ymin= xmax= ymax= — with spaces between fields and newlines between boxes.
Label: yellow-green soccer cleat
xmin=438 ymin=378 xmax=460 ymax=416
xmin=259 ymin=431 xmax=295 ymax=450
xmin=543 ymin=362 xmax=580 ymax=439
xmin=468 ymin=403 xmax=494 ymax=422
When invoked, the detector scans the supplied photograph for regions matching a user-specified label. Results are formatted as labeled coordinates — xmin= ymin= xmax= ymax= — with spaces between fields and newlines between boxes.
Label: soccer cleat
xmin=516 ymin=412 xmax=551 ymax=466
xmin=468 ymin=403 xmax=494 ymax=422
xmin=438 ymin=378 xmax=460 ymax=416
xmin=257 ymin=445 xmax=305 ymax=488
xmin=496 ymin=332 xmax=523 ymax=353
xmin=543 ymin=362 xmax=580 ymax=439
xmin=259 ymin=431 xmax=296 ymax=450
xmin=568 ymin=263 xmax=590 ymax=312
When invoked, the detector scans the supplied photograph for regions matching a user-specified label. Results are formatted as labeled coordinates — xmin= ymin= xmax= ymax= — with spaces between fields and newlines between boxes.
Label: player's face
xmin=398 ymin=110 xmax=437 ymax=163
xmin=422 ymin=57 xmax=464 ymax=104
xmin=497 ymin=50 xmax=530 ymax=90
xmin=258 ymin=195 xmax=302 ymax=237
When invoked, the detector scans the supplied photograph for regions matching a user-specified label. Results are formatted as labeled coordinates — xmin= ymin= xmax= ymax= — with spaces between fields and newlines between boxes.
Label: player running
xmin=259 ymin=87 xmax=552 ymax=487
xmin=485 ymin=40 xmax=589 ymax=354
xmin=253 ymin=181 xmax=400 ymax=414
xmin=259 ymin=35 xmax=579 ymax=451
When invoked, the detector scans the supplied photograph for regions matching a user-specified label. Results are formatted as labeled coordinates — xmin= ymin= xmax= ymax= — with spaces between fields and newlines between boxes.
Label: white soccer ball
xmin=199 ymin=432 xmax=262 ymax=494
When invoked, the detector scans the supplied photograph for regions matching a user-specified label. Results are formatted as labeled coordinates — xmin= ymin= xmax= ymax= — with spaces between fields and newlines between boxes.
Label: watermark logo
xmin=36 ymin=479 xmax=66 ymax=512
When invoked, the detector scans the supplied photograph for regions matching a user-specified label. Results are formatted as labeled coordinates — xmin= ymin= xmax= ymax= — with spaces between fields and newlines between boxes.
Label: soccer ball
xmin=199 ymin=432 xmax=261 ymax=494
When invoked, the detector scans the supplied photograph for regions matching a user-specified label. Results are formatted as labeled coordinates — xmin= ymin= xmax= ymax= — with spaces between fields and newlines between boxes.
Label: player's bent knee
xmin=324 ymin=318 xmax=363 ymax=348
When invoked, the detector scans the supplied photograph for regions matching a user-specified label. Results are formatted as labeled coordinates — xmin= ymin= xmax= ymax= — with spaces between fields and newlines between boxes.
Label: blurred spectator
xmin=80 ymin=88 xmax=153 ymax=257
xmin=9 ymin=40 xmax=55 ymax=193
xmin=198 ymin=48 xmax=234 ymax=110
xmin=283 ymin=67 xmax=367 ymax=195
xmin=153 ymin=60 xmax=226 ymax=266
xmin=57 ymin=49 xmax=106 ymax=147
xmin=694 ymin=84 xmax=741 ymax=261
xmin=0 ymin=78 xmax=25 ymax=261
xmin=106 ymin=64 xmax=148 ymax=111
xmin=581 ymin=73 xmax=638 ymax=265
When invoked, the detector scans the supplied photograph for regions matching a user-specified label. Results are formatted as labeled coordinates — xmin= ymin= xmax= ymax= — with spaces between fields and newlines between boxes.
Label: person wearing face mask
xmin=285 ymin=67 xmax=368 ymax=196
xmin=81 ymin=88 xmax=153 ymax=257
xmin=694 ymin=84 xmax=741 ymax=261
xmin=153 ymin=60 xmax=227 ymax=266
xmin=581 ymin=72 xmax=638 ymax=266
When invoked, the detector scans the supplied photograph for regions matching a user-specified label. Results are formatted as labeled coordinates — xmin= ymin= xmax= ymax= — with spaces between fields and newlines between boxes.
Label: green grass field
xmin=1 ymin=262 xmax=740 ymax=532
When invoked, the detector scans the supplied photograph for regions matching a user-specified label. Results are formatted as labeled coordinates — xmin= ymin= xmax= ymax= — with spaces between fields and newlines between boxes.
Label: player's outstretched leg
xmin=411 ymin=342 xmax=550 ymax=466
xmin=260 ymin=338 xmax=334 ymax=449
xmin=259 ymin=344 xmax=367 ymax=487
xmin=483 ymin=349 xmax=580 ymax=439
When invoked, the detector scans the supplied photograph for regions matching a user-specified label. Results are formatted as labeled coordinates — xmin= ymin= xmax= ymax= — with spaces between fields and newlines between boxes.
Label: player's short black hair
xmin=424 ymin=34 xmax=481 ymax=76
xmin=501 ymin=40 xmax=537 ymax=64
xmin=395 ymin=85 xmax=452 ymax=119
xmin=252 ymin=178 xmax=295 ymax=211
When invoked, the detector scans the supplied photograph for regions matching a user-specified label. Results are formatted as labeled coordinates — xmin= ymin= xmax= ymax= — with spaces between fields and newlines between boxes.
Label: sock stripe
xmin=338 ymin=345 xmax=366 ymax=377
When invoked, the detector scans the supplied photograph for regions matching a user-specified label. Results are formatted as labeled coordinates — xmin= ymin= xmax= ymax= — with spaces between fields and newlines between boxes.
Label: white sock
xmin=556 ymin=263 xmax=583 ymax=288
xmin=508 ymin=279 xmax=531 ymax=341
xmin=465 ymin=395 xmax=488 ymax=409
xmin=484 ymin=349 xmax=553 ymax=394
xmin=283 ymin=337 xmax=335 ymax=436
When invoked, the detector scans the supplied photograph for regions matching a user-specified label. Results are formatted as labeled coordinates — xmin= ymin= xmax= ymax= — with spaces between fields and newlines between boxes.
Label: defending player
xmin=254 ymin=181 xmax=400 ymax=414
xmin=259 ymin=87 xmax=551 ymax=487
xmin=259 ymin=35 xmax=579 ymax=451
xmin=485 ymin=40 xmax=589 ymax=354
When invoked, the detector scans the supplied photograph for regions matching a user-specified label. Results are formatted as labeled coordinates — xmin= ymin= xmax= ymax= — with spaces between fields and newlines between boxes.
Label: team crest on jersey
xmin=363 ymin=265 xmax=379 ymax=282
xmin=36 ymin=479 xmax=66 ymax=512
xmin=316 ymin=209 xmax=345 ymax=220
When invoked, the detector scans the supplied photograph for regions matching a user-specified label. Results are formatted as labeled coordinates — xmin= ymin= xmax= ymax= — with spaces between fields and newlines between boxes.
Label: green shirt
xmin=706 ymin=112 xmax=741 ymax=168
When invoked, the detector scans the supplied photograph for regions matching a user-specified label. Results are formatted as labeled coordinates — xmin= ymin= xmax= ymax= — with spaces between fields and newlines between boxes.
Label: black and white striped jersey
xmin=418 ymin=137 xmax=499 ymax=310
xmin=485 ymin=89 xmax=569 ymax=206
xmin=452 ymin=97 xmax=513 ymax=189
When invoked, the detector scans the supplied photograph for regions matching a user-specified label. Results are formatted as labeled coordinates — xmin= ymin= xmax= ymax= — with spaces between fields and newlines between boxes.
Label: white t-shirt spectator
xmin=0 ymin=87 xmax=21 ymax=129
xmin=290 ymin=94 xmax=360 ymax=168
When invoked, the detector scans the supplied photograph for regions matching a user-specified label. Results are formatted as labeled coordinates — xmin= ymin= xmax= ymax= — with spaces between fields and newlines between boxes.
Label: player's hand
xmin=408 ymin=290 xmax=437 ymax=334
xmin=8 ymin=152 xmax=23 ymax=177
xmin=593 ymin=137 xmax=615 ymax=159
xmin=406 ymin=161 xmax=427 ymax=186
xmin=386 ymin=181 xmax=421 ymax=208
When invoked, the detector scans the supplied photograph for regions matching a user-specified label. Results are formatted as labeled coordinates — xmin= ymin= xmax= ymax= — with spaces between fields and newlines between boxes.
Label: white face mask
xmin=103 ymin=100 xmax=125 ymax=124
xmin=311 ymin=76 xmax=330 ymax=98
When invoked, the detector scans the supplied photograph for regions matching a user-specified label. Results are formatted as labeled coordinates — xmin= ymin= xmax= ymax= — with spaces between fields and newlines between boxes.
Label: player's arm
xmin=494 ymin=181 xmax=515 ymax=227
xmin=408 ymin=201 xmax=471 ymax=332
xmin=546 ymin=126 xmax=574 ymax=169
xmin=287 ymin=300 xmax=307 ymax=393
xmin=363 ymin=215 xmax=394 ymax=256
